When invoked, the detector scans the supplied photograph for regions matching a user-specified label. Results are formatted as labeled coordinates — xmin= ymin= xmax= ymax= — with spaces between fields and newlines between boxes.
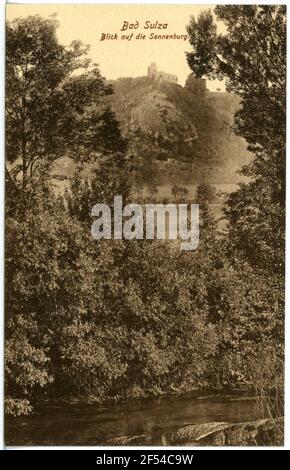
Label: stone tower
xmin=148 ymin=62 xmax=158 ymax=79
xmin=147 ymin=63 xmax=178 ymax=84
xmin=185 ymin=74 xmax=207 ymax=94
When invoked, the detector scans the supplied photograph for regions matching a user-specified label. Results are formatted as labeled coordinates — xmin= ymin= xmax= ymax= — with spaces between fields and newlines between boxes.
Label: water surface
xmin=5 ymin=392 xmax=259 ymax=446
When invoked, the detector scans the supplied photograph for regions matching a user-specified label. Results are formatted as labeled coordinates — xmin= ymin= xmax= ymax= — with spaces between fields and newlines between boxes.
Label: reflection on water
xmin=5 ymin=393 xmax=259 ymax=446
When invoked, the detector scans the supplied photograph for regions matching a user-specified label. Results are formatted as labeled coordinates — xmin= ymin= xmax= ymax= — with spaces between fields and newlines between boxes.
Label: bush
xmin=5 ymin=397 xmax=33 ymax=416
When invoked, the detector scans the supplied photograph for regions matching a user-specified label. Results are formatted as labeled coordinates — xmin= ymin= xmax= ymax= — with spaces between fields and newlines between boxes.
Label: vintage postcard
xmin=4 ymin=3 xmax=285 ymax=447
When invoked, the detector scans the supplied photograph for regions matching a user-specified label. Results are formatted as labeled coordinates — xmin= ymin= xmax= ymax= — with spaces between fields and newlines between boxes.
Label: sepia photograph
xmin=3 ymin=2 xmax=286 ymax=448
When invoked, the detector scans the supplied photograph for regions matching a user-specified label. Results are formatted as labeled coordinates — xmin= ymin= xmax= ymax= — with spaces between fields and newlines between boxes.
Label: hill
xmin=107 ymin=76 xmax=252 ymax=186
xmin=52 ymin=75 xmax=252 ymax=199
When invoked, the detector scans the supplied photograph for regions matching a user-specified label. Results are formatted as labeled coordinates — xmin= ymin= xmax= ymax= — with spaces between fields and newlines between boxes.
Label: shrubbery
xmin=5 ymin=169 xmax=283 ymax=411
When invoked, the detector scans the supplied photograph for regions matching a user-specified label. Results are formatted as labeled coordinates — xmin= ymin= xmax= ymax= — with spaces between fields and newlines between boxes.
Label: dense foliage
xmin=187 ymin=4 xmax=285 ymax=399
xmin=6 ymin=15 xmax=125 ymax=193
xmin=5 ymin=7 xmax=285 ymax=417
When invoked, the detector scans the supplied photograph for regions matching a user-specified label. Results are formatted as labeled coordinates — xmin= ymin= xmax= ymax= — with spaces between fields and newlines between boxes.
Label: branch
xmin=5 ymin=165 xmax=20 ymax=193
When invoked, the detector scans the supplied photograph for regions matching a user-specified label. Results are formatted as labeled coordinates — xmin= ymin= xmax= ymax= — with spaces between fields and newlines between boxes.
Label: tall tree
xmin=186 ymin=5 xmax=286 ymax=153
xmin=6 ymin=15 xmax=125 ymax=196
xmin=186 ymin=5 xmax=286 ymax=272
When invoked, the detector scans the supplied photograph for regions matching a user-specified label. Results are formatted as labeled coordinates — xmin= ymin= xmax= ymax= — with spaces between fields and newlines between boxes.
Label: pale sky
xmin=6 ymin=4 xmax=225 ymax=90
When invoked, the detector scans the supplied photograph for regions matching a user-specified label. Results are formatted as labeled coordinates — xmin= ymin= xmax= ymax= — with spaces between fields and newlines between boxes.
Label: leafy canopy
xmin=6 ymin=15 xmax=125 ymax=191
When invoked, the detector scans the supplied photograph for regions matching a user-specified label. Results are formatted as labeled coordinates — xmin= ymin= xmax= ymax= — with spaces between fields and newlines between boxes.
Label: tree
xmin=186 ymin=6 xmax=286 ymax=154
xmin=195 ymin=183 xmax=215 ymax=208
xmin=66 ymin=151 xmax=131 ymax=227
xmin=186 ymin=6 xmax=285 ymax=402
xmin=195 ymin=183 xmax=217 ymax=244
xmin=6 ymin=15 xmax=125 ymax=196
xmin=5 ymin=15 xmax=129 ymax=414
xmin=187 ymin=6 xmax=286 ymax=271
xmin=171 ymin=185 xmax=189 ymax=202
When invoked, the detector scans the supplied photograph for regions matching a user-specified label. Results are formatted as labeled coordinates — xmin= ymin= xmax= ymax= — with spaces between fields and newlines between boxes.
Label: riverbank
xmin=5 ymin=391 xmax=263 ymax=446
xmin=35 ymin=385 xmax=257 ymax=409
xmin=105 ymin=417 xmax=284 ymax=446
xmin=170 ymin=417 xmax=284 ymax=446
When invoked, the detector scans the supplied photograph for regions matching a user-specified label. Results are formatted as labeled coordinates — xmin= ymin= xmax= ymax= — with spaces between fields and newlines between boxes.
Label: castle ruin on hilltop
xmin=185 ymin=74 xmax=207 ymax=93
xmin=147 ymin=63 xmax=178 ymax=84
xmin=147 ymin=64 xmax=208 ymax=92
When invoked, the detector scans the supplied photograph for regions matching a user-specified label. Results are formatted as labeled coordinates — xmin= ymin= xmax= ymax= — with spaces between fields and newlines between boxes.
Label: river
xmin=5 ymin=392 xmax=260 ymax=446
